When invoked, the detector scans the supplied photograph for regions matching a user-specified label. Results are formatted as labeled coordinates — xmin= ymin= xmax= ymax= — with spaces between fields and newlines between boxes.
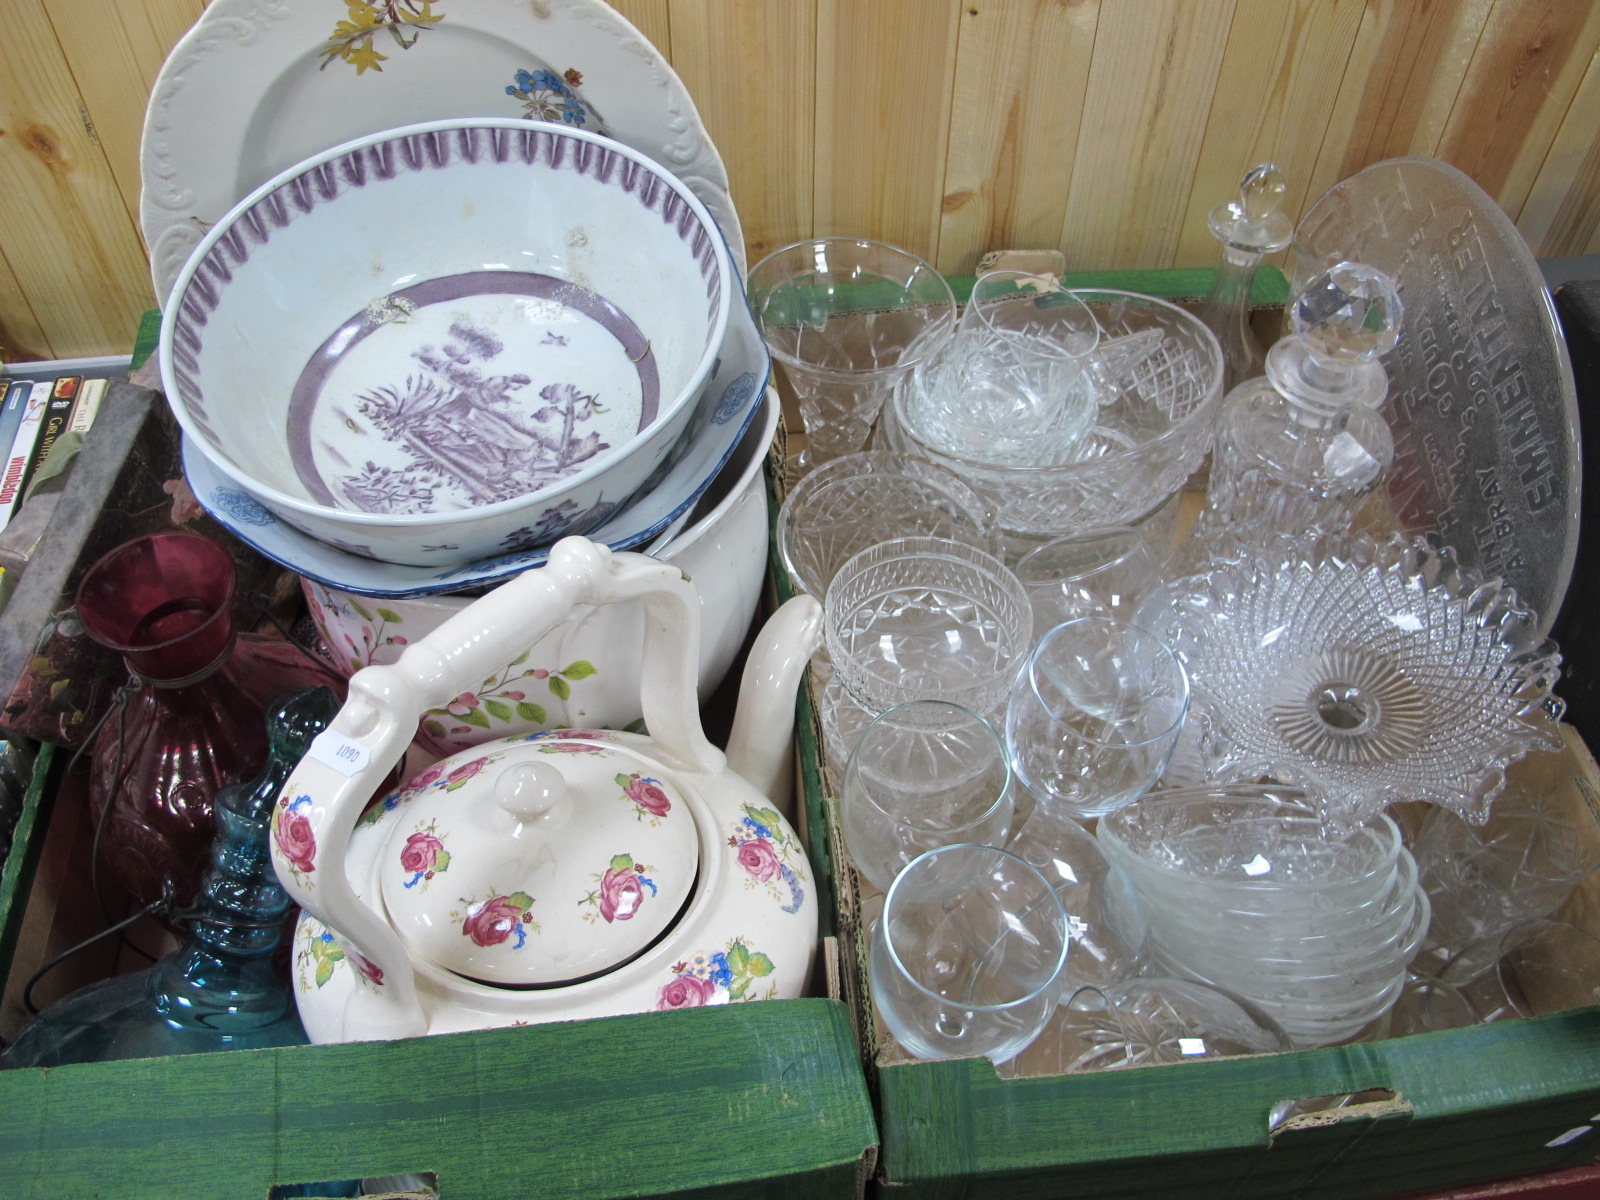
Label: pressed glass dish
xmin=1100 ymin=785 xmax=1425 ymax=1046
xmin=1101 ymin=786 xmax=1399 ymax=885
xmin=902 ymin=272 xmax=1100 ymax=469
xmin=1051 ymin=978 xmax=1289 ymax=1073
xmin=1171 ymin=533 xmax=1565 ymax=829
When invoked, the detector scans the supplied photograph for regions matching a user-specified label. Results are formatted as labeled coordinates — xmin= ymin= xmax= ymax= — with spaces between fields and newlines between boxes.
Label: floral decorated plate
xmin=141 ymin=0 xmax=742 ymax=306
xmin=182 ymin=311 xmax=771 ymax=599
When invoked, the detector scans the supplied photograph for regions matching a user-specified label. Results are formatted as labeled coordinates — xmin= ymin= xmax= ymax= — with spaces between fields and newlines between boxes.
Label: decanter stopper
xmin=1210 ymin=163 xmax=1294 ymax=254
xmin=1200 ymin=163 xmax=1296 ymax=392
xmin=1268 ymin=261 xmax=1403 ymax=417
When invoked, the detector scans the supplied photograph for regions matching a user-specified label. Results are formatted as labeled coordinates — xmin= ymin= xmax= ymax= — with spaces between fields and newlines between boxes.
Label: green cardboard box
xmin=0 ymin=732 xmax=875 ymax=1200
xmin=799 ymin=667 xmax=1600 ymax=1199
xmin=771 ymin=259 xmax=1600 ymax=1194
xmin=0 ymin=444 xmax=878 ymax=1198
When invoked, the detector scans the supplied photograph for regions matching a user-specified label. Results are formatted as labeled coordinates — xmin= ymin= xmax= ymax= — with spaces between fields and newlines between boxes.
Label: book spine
xmin=0 ymin=381 xmax=32 ymax=460
xmin=27 ymin=376 xmax=81 ymax=481
xmin=0 ymin=381 xmax=52 ymax=528
xmin=65 ymin=376 xmax=108 ymax=435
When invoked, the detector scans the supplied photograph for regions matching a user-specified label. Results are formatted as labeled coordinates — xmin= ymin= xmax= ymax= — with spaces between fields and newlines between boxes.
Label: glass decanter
xmin=76 ymin=532 xmax=270 ymax=919
xmin=1197 ymin=262 xmax=1403 ymax=552
xmin=1197 ymin=162 xmax=1295 ymax=393
xmin=1 ymin=687 xmax=339 ymax=1068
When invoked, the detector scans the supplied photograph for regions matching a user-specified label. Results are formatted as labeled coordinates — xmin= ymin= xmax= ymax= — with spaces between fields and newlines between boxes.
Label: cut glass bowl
xmin=878 ymin=290 xmax=1223 ymax=542
xmin=823 ymin=536 xmax=1032 ymax=717
xmin=1172 ymin=533 xmax=1564 ymax=829
xmin=776 ymin=451 xmax=995 ymax=599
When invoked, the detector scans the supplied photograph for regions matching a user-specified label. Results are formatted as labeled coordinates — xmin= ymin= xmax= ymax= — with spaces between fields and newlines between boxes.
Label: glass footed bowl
xmin=1170 ymin=533 xmax=1565 ymax=829
xmin=824 ymin=536 xmax=1033 ymax=716
xmin=776 ymin=451 xmax=995 ymax=598
xmin=879 ymin=290 xmax=1223 ymax=543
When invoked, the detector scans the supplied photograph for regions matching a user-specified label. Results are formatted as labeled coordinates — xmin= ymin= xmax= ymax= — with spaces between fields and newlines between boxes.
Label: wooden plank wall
xmin=2 ymin=0 xmax=1598 ymax=360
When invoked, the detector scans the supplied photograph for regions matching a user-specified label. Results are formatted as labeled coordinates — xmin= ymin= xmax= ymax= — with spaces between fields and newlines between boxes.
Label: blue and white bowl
xmin=159 ymin=118 xmax=732 ymax=566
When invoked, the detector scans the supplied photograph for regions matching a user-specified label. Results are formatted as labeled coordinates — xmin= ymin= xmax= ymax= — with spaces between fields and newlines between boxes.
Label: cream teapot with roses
xmin=270 ymin=537 xmax=822 ymax=1043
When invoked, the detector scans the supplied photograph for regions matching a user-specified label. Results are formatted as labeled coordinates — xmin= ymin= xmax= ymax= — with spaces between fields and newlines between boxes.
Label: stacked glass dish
xmin=1098 ymin=785 xmax=1428 ymax=1048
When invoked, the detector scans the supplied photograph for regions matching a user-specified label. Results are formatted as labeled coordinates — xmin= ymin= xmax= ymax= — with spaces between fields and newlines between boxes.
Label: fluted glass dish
xmin=1172 ymin=533 xmax=1564 ymax=829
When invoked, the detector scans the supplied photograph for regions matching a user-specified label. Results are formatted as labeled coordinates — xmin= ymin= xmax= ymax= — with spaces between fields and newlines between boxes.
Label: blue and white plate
xmin=185 ymin=292 xmax=769 ymax=599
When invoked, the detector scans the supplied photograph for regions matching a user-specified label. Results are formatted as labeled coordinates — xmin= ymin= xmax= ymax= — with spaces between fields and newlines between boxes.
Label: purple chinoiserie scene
xmin=288 ymin=271 xmax=662 ymax=515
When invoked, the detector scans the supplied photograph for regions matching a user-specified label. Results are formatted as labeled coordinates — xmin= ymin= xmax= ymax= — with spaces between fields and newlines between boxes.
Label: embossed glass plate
xmin=141 ymin=0 xmax=742 ymax=305
xmin=1292 ymin=157 xmax=1580 ymax=636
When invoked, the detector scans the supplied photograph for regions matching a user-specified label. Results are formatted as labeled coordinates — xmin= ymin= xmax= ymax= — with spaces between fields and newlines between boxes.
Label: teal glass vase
xmin=1 ymin=687 xmax=341 ymax=1067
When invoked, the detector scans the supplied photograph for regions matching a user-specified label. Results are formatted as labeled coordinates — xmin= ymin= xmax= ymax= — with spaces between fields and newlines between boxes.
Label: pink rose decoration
xmin=400 ymin=831 xmax=444 ymax=874
xmin=350 ymin=951 xmax=385 ymax=986
xmin=444 ymin=757 xmax=489 ymax=791
xmin=274 ymin=807 xmax=316 ymax=874
xmin=598 ymin=866 xmax=645 ymax=923
xmin=162 ymin=477 xmax=204 ymax=526
xmin=409 ymin=761 xmax=447 ymax=790
xmin=656 ymin=975 xmax=717 ymax=1010
xmin=463 ymin=895 xmax=523 ymax=947
xmin=624 ymin=775 xmax=671 ymax=817
xmin=736 ymin=838 xmax=782 ymax=882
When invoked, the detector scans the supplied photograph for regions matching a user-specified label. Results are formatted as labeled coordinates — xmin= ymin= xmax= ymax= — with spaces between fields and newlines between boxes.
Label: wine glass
xmin=1005 ymin=807 xmax=1149 ymax=992
xmin=1012 ymin=525 xmax=1175 ymax=639
xmin=841 ymin=701 xmax=1014 ymax=893
xmin=747 ymin=238 xmax=955 ymax=472
xmin=870 ymin=843 xmax=1069 ymax=1064
xmin=1005 ymin=617 xmax=1188 ymax=820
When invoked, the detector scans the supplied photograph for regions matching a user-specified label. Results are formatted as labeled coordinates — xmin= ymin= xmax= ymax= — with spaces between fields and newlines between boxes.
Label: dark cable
xmin=21 ymin=893 xmax=167 ymax=1016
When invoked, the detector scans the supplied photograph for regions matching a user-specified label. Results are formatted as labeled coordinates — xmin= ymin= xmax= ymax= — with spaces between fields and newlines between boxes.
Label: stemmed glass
xmin=1005 ymin=808 xmax=1149 ymax=993
xmin=1012 ymin=525 xmax=1175 ymax=639
xmin=841 ymin=701 xmax=1015 ymax=893
xmin=1006 ymin=617 xmax=1188 ymax=821
xmin=748 ymin=238 xmax=956 ymax=471
xmin=870 ymin=844 xmax=1069 ymax=1064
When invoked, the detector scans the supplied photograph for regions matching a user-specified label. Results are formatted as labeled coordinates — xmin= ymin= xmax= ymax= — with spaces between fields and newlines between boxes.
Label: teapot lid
xmin=380 ymin=734 xmax=699 ymax=986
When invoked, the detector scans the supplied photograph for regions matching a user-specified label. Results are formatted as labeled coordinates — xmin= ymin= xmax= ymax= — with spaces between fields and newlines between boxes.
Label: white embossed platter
xmin=141 ymin=0 xmax=742 ymax=307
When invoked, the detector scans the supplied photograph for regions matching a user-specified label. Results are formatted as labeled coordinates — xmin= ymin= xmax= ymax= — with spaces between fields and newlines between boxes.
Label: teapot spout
xmin=724 ymin=594 xmax=823 ymax=816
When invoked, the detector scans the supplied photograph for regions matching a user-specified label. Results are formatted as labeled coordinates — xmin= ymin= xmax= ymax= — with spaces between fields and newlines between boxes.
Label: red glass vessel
xmin=76 ymin=533 xmax=269 ymax=918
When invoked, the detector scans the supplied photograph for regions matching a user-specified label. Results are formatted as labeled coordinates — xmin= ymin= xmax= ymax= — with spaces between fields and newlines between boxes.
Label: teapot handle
xmin=271 ymin=537 xmax=718 ymax=1039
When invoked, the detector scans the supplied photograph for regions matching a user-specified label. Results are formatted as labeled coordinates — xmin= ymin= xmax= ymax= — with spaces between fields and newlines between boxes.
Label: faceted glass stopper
xmin=1291 ymin=262 xmax=1403 ymax=366
xmin=1208 ymin=162 xmax=1294 ymax=254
